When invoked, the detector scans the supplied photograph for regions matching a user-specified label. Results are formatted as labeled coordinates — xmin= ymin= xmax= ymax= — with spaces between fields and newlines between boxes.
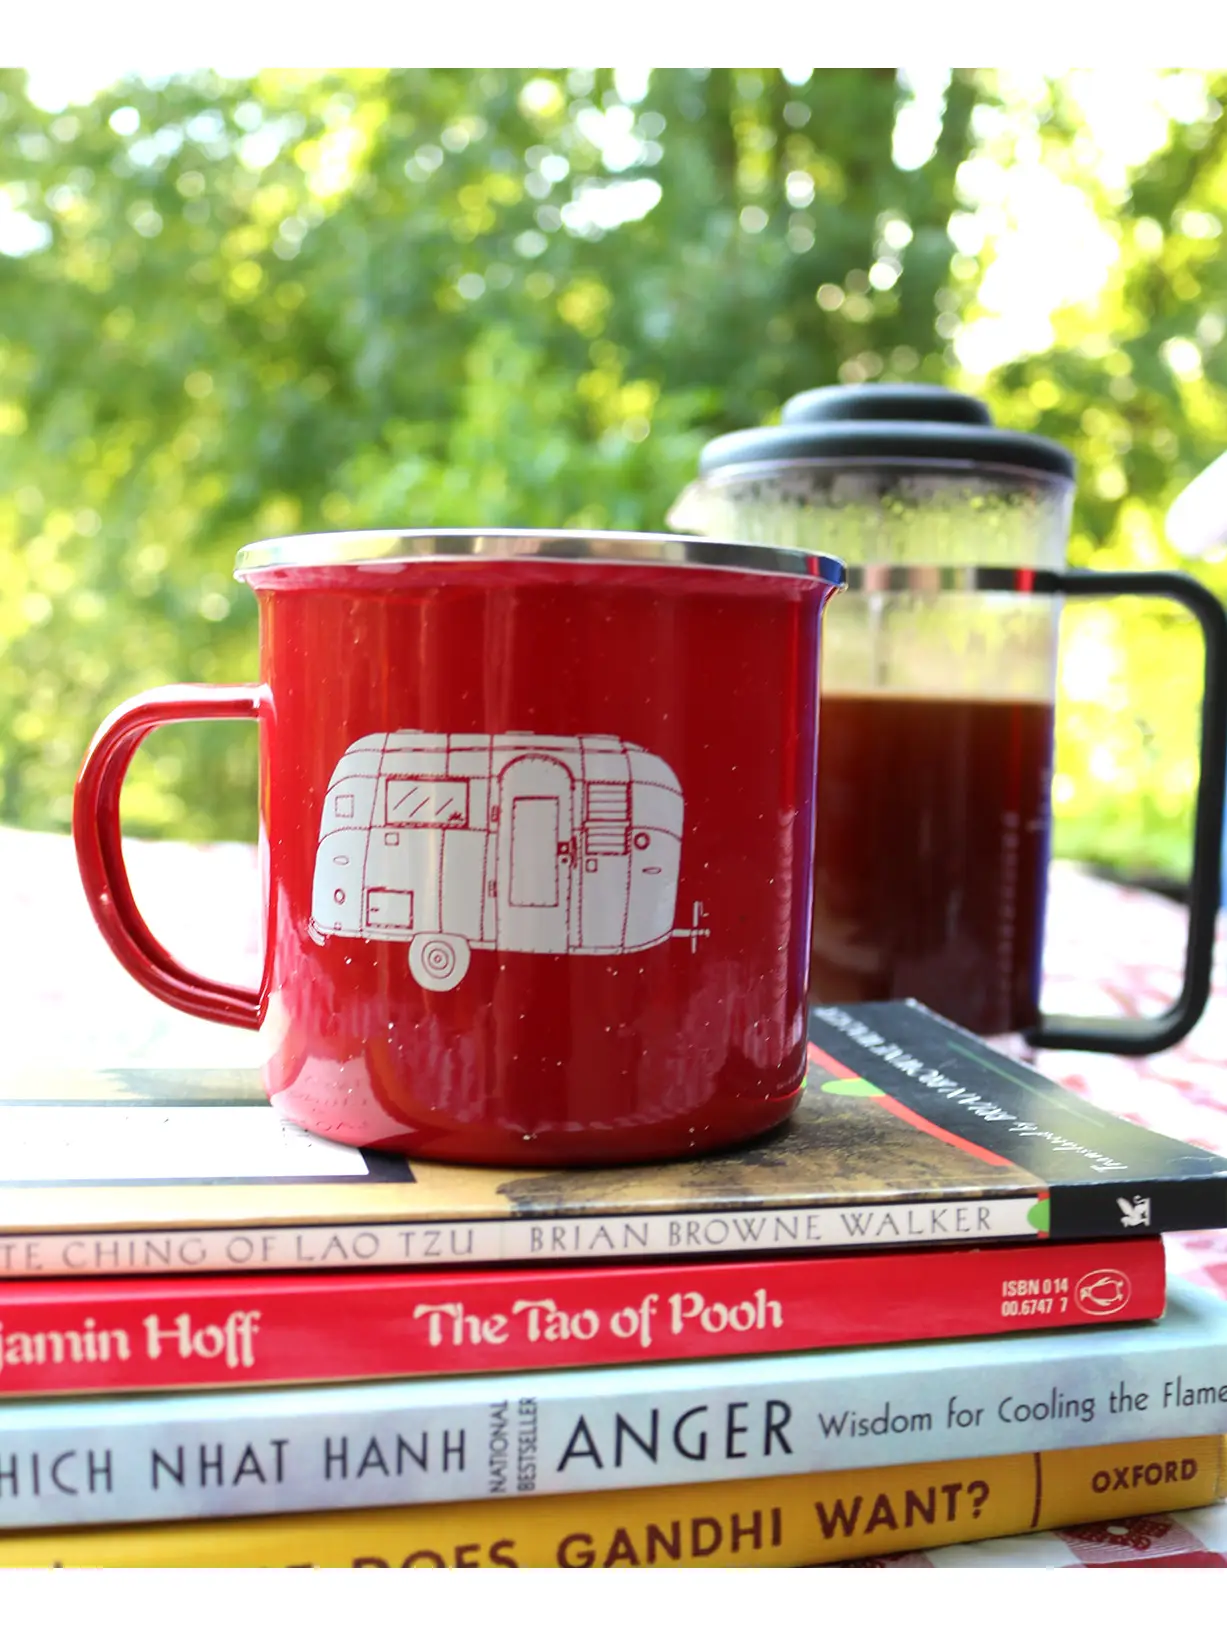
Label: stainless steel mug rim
xmin=234 ymin=527 xmax=847 ymax=586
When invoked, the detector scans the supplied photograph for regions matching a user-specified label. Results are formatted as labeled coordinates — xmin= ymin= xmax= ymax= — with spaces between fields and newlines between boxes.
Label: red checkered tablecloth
xmin=841 ymin=1503 xmax=1227 ymax=1568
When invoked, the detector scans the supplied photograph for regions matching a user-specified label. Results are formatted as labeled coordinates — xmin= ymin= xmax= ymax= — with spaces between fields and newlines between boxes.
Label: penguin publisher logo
xmin=1116 ymin=1195 xmax=1151 ymax=1229
xmin=1074 ymin=1269 xmax=1133 ymax=1317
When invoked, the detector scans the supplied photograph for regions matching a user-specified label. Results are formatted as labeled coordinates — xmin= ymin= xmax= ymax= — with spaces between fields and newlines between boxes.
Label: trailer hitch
xmin=671 ymin=900 xmax=711 ymax=953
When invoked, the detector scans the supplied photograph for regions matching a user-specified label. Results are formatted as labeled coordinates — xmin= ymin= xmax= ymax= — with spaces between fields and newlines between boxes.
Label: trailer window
xmin=385 ymin=777 xmax=469 ymax=828
xmin=585 ymin=782 xmax=630 ymax=855
xmin=334 ymin=793 xmax=355 ymax=820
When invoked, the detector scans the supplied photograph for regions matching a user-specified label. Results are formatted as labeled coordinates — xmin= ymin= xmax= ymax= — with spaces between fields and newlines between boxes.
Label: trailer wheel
xmin=408 ymin=934 xmax=471 ymax=992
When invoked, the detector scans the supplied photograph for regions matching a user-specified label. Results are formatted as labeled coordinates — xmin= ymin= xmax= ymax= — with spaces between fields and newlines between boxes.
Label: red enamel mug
xmin=73 ymin=530 xmax=844 ymax=1165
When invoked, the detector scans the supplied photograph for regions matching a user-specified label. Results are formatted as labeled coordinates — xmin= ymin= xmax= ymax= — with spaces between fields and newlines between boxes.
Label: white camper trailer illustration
xmin=309 ymin=731 xmax=709 ymax=990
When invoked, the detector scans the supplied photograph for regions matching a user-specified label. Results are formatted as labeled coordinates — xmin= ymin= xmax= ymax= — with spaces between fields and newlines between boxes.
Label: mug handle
xmin=1028 ymin=569 xmax=1227 ymax=1055
xmin=73 ymin=684 xmax=266 ymax=1030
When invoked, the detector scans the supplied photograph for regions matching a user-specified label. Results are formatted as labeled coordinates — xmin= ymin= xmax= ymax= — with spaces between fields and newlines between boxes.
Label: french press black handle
xmin=1027 ymin=568 xmax=1227 ymax=1055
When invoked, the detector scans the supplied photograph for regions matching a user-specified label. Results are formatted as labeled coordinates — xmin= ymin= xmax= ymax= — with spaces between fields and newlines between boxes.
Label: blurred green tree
xmin=0 ymin=66 xmax=979 ymax=838
xmin=974 ymin=70 xmax=1227 ymax=881
xmin=0 ymin=66 xmax=1224 ymax=883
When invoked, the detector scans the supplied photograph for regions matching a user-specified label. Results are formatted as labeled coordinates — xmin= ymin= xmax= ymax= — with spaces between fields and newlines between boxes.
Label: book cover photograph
xmin=0 ymin=1002 xmax=1223 ymax=1277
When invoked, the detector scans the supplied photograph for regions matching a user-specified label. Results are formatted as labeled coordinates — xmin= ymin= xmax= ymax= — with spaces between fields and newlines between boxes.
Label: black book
xmin=0 ymin=999 xmax=1221 ymax=1277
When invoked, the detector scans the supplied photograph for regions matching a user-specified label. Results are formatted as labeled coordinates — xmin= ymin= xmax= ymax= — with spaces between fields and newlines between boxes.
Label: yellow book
xmin=0 ymin=1436 xmax=1222 ymax=1568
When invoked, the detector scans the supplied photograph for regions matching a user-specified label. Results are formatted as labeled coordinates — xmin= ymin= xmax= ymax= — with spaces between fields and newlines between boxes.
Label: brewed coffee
xmin=810 ymin=691 xmax=1054 ymax=1036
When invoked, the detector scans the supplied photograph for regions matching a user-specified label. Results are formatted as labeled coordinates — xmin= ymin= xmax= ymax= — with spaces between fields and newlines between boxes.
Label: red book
xmin=0 ymin=1237 xmax=1164 ymax=1395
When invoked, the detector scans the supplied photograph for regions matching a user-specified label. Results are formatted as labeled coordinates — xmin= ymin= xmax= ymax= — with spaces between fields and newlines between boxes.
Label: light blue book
xmin=0 ymin=1279 xmax=1224 ymax=1531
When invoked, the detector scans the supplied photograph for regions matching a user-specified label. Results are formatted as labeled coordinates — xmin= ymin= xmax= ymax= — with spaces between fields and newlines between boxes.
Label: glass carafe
xmin=668 ymin=384 xmax=1227 ymax=1053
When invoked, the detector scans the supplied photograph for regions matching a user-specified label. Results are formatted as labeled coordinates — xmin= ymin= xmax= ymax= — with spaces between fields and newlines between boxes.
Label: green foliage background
xmin=1 ymin=67 xmax=1225 ymax=881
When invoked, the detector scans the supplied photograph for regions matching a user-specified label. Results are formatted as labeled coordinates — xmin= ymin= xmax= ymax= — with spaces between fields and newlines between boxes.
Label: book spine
xmin=0 ymin=1195 xmax=1044 ymax=1280
xmin=0 ymin=1239 xmax=1166 ymax=1396
xmin=0 ymin=1437 xmax=1219 ymax=1567
xmin=0 ymin=1297 xmax=1224 ymax=1529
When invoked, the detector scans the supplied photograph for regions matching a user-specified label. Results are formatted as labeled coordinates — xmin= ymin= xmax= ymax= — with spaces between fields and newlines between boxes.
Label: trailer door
xmin=496 ymin=756 xmax=573 ymax=953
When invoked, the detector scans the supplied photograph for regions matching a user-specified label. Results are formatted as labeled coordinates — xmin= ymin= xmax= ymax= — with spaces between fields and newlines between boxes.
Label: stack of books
xmin=0 ymin=998 xmax=1225 ymax=1568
